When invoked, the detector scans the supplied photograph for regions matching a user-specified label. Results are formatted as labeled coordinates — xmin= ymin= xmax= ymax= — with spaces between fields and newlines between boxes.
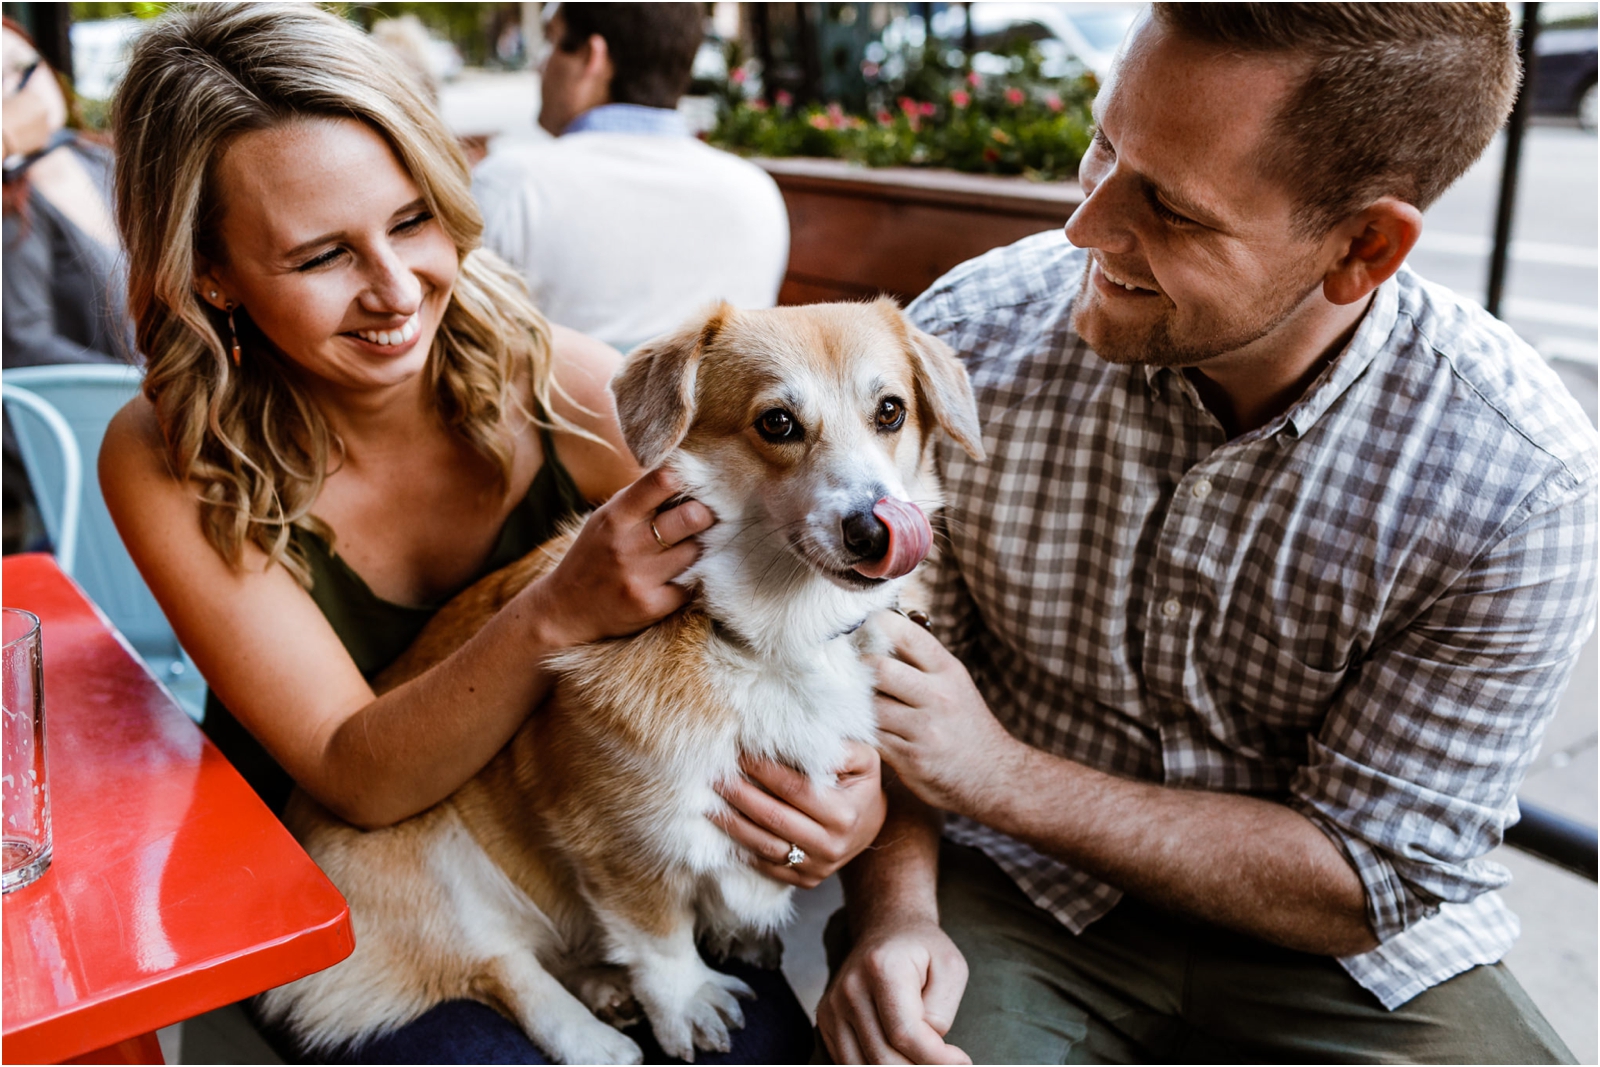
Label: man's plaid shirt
xmin=911 ymin=233 xmax=1598 ymax=1009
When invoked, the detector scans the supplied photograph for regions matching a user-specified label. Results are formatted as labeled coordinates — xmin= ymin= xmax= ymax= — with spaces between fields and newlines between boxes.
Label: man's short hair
xmin=556 ymin=3 xmax=703 ymax=110
xmin=1152 ymin=3 xmax=1518 ymax=234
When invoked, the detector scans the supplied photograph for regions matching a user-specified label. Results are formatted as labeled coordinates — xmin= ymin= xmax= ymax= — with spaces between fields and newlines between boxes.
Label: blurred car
xmin=69 ymin=16 xmax=144 ymax=102
xmin=1533 ymin=24 xmax=1597 ymax=129
xmin=966 ymin=2 xmax=1143 ymax=79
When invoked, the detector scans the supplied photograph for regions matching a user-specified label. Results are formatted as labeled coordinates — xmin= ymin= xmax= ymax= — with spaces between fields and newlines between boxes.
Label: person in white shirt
xmin=473 ymin=3 xmax=790 ymax=353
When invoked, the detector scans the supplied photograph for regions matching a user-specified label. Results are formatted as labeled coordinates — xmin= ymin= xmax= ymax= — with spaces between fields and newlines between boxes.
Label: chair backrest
xmin=2 ymin=385 xmax=82 ymax=574
xmin=2 ymin=365 xmax=183 ymax=664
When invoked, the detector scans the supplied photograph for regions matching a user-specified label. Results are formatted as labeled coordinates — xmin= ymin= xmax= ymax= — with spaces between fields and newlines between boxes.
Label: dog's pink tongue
xmin=854 ymin=497 xmax=931 ymax=580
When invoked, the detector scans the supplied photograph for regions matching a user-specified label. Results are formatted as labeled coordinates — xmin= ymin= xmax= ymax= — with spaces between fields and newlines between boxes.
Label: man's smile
xmin=1091 ymin=257 xmax=1162 ymax=298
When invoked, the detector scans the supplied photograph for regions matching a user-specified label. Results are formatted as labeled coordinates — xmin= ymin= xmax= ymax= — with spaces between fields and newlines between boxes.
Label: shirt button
xmin=1162 ymin=598 xmax=1182 ymax=618
xmin=1191 ymin=479 xmax=1212 ymax=499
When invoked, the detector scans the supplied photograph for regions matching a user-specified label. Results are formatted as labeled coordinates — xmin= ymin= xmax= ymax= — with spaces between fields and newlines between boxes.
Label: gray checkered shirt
xmin=912 ymin=232 xmax=1598 ymax=1010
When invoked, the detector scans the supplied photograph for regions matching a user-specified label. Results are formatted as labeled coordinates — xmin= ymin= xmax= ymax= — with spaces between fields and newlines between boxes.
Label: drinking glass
xmin=3 ymin=607 xmax=50 ymax=892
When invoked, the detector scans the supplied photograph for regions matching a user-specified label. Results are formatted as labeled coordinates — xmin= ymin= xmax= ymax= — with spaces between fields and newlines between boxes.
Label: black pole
xmin=962 ymin=2 xmax=976 ymax=63
xmin=751 ymin=2 xmax=774 ymax=106
xmin=1487 ymin=2 xmax=1540 ymax=319
xmin=23 ymin=2 xmax=72 ymax=85
xmin=795 ymin=2 xmax=820 ymax=105
xmin=1504 ymin=799 xmax=1599 ymax=881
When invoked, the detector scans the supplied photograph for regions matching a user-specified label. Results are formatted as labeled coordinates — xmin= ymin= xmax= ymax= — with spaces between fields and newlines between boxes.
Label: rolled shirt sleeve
xmin=1289 ymin=474 xmax=1599 ymax=942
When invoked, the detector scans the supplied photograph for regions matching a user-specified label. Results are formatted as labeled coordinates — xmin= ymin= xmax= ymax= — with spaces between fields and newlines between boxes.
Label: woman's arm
xmin=101 ymin=387 xmax=710 ymax=828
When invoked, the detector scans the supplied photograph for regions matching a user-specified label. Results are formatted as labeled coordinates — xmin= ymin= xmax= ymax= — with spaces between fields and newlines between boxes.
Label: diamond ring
xmin=784 ymin=844 xmax=806 ymax=868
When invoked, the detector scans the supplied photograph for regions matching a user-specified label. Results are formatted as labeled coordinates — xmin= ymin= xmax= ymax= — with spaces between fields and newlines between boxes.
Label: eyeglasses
xmin=5 ymin=57 xmax=40 ymax=99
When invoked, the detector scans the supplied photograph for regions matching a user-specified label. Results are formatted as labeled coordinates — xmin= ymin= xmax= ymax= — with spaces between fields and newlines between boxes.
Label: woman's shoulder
xmin=101 ymin=393 xmax=174 ymax=488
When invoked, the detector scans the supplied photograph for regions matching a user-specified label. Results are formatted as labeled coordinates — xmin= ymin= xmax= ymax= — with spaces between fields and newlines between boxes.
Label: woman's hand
xmin=534 ymin=468 xmax=714 ymax=648
xmin=714 ymin=740 xmax=887 ymax=889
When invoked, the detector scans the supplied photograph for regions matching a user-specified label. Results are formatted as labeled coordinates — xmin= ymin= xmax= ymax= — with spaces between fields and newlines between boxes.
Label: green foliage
xmin=67 ymin=2 xmax=520 ymax=67
xmin=68 ymin=2 xmax=170 ymax=20
xmin=710 ymin=38 xmax=1096 ymax=181
xmin=334 ymin=3 xmax=519 ymax=67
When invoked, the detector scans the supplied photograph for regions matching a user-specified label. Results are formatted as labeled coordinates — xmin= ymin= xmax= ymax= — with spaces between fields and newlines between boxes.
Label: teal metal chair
xmin=3 ymin=365 xmax=206 ymax=720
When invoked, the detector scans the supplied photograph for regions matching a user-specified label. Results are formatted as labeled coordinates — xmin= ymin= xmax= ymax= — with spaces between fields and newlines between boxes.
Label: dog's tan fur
xmin=259 ymin=300 xmax=984 ymax=1063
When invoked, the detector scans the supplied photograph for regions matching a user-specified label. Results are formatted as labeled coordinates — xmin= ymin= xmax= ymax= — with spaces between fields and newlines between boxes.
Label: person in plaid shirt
xmin=816 ymin=4 xmax=1597 ymax=1063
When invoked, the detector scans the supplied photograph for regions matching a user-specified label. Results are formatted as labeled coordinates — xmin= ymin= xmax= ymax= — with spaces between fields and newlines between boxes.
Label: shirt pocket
xmin=1216 ymin=629 xmax=1350 ymax=735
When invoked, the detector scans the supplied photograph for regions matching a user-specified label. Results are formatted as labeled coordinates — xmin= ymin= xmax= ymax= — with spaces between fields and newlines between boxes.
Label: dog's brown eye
xmin=876 ymin=397 xmax=907 ymax=432
xmin=756 ymin=408 xmax=802 ymax=443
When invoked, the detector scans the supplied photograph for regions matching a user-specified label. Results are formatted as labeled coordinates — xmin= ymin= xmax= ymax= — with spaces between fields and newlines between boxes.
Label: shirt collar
xmin=1139 ymin=272 xmax=1402 ymax=440
xmin=562 ymin=103 xmax=690 ymax=137
xmin=1278 ymin=272 xmax=1400 ymax=439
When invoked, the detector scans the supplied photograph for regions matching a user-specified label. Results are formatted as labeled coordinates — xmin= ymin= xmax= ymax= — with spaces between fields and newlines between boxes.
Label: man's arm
xmin=870 ymin=612 xmax=1377 ymax=956
xmin=815 ymin=778 xmax=971 ymax=1065
xmin=873 ymin=466 xmax=1600 ymax=960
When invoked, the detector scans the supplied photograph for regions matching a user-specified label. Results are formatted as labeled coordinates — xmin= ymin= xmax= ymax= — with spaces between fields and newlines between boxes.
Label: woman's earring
xmin=226 ymin=303 xmax=242 ymax=366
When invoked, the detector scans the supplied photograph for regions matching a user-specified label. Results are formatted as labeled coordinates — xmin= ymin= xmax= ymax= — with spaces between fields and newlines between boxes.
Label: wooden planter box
xmin=755 ymin=157 xmax=1086 ymax=307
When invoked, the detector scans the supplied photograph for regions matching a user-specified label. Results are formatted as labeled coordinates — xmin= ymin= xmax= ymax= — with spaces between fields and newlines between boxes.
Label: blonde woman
xmin=101 ymin=5 xmax=880 ymax=1062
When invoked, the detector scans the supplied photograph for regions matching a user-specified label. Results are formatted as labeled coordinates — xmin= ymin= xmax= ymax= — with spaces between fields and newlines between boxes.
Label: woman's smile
xmin=347 ymin=311 xmax=423 ymax=353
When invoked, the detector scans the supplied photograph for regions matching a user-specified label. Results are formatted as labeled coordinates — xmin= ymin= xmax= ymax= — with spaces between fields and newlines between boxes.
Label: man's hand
xmin=870 ymin=611 xmax=1029 ymax=817
xmin=816 ymin=915 xmax=971 ymax=1065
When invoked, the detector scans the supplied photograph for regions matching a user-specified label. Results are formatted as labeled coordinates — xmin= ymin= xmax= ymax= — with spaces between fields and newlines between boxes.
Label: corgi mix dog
xmin=258 ymin=299 xmax=985 ymax=1064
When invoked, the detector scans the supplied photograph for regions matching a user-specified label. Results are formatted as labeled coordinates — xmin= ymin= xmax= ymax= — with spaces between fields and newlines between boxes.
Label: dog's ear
xmin=880 ymin=299 xmax=986 ymax=461
xmin=611 ymin=303 xmax=730 ymax=468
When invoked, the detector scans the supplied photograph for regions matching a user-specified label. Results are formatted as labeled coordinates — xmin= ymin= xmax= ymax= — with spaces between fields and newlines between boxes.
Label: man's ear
xmin=611 ymin=303 xmax=729 ymax=468
xmin=877 ymin=297 xmax=985 ymax=461
xmin=1322 ymin=197 xmax=1423 ymax=306
xmin=582 ymin=32 xmax=613 ymax=94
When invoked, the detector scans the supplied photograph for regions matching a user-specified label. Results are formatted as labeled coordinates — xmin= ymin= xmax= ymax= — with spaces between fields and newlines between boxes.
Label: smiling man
xmin=817 ymin=4 xmax=1598 ymax=1064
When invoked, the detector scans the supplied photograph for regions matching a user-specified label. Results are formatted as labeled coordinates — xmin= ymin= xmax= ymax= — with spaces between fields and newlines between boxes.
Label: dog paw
xmin=543 ymin=1013 xmax=644 ymax=1065
xmin=571 ymin=965 xmax=643 ymax=1028
xmin=649 ymin=970 xmax=754 ymax=1063
xmin=702 ymin=928 xmax=784 ymax=970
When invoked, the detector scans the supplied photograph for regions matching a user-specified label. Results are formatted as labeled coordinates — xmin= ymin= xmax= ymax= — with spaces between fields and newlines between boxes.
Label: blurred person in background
xmin=473 ymin=2 xmax=789 ymax=353
xmin=370 ymin=14 xmax=442 ymax=105
xmin=1 ymin=16 xmax=134 ymax=369
xmin=2 ymin=16 xmax=136 ymax=553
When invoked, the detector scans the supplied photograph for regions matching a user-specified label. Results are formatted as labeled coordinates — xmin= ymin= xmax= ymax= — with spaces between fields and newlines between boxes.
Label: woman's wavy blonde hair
xmin=113 ymin=2 xmax=578 ymax=585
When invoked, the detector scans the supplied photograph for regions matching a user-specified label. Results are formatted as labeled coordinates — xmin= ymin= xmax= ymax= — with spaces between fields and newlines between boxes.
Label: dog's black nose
xmin=842 ymin=509 xmax=890 ymax=562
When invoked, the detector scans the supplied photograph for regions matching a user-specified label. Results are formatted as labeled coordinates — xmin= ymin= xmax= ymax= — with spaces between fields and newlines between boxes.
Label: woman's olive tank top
xmin=200 ymin=425 xmax=588 ymax=812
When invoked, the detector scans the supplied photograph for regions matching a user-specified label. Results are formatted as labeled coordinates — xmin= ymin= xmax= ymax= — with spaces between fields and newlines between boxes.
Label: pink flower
xmin=750 ymin=99 xmax=769 ymax=112
xmin=730 ymin=67 xmax=747 ymax=85
xmin=919 ymin=101 xmax=936 ymax=117
xmin=876 ymin=109 xmax=893 ymax=126
xmin=861 ymin=61 xmax=880 ymax=78
xmin=966 ymin=71 xmax=982 ymax=87
xmin=950 ymin=89 xmax=971 ymax=109
xmin=808 ymin=113 xmax=831 ymax=130
xmin=776 ymin=89 xmax=794 ymax=108
xmin=1005 ymin=87 xmax=1025 ymax=106
xmin=1046 ymin=93 xmax=1063 ymax=113
xmin=899 ymin=96 xmax=918 ymax=115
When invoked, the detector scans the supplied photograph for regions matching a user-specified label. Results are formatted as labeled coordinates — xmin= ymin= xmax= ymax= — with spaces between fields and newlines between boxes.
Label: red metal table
xmin=2 ymin=554 xmax=353 ymax=1064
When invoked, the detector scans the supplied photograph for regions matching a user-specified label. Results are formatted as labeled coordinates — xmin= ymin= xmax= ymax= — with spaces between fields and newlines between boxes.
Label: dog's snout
xmin=841 ymin=509 xmax=890 ymax=562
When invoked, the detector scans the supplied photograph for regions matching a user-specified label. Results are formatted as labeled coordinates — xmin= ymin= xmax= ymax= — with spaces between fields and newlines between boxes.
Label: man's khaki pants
xmin=820 ymin=841 xmax=1574 ymax=1064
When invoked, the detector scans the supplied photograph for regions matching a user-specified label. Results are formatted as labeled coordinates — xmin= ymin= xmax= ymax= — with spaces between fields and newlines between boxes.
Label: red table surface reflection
xmin=2 ymin=554 xmax=352 ymax=1064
